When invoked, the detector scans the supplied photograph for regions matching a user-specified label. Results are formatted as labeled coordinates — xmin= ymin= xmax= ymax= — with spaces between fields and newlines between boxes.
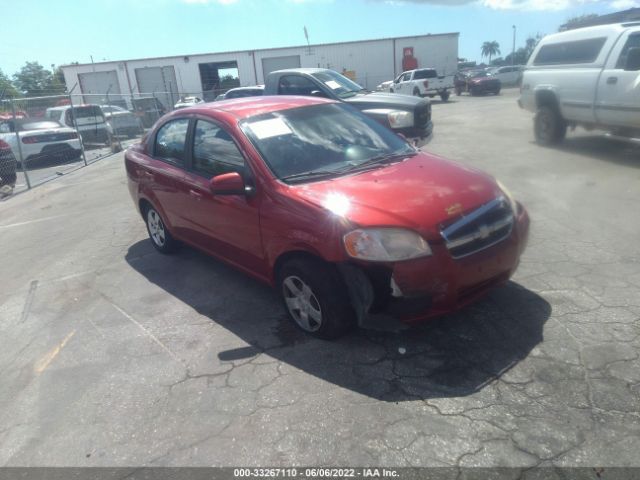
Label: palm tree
xmin=481 ymin=41 xmax=501 ymax=65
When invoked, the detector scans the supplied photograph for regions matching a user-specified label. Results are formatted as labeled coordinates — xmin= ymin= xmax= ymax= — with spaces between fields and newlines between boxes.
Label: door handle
xmin=607 ymin=76 xmax=618 ymax=85
xmin=189 ymin=189 xmax=203 ymax=200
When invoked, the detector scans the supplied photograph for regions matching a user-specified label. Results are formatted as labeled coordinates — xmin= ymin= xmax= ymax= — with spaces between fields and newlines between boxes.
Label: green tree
xmin=481 ymin=41 xmax=501 ymax=65
xmin=504 ymin=36 xmax=542 ymax=65
xmin=0 ymin=69 xmax=19 ymax=98
xmin=559 ymin=14 xmax=599 ymax=32
xmin=12 ymin=61 xmax=65 ymax=97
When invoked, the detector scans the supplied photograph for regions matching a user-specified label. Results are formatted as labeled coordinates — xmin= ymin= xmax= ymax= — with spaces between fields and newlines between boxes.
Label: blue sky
xmin=0 ymin=0 xmax=636 ymax=76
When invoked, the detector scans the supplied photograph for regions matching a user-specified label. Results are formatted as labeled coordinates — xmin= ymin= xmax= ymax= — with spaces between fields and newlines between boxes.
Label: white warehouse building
xmin=60 ymin=32 xmax=459 ymax=109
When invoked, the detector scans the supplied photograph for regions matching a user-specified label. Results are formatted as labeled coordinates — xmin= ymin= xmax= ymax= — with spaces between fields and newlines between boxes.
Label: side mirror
xmin=625 ymin=47 xmax=640 ymax=71
xmin=310 ymin=90 xmax=328 ymax=98
xmin=210 ymin=172 xmax=246 ymax=196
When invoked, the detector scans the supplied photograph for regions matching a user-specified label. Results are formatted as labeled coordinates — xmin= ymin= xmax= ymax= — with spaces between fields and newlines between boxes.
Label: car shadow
xmin=552 ymin=134 xmax=640 ymax=169
xmin=125 ymin=240 xmax=551 ymax=401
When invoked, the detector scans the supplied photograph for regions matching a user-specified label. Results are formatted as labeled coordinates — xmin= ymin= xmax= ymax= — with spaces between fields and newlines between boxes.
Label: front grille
xmin=414 ymin=101 xmax=431 ymax=128
xmin=441 ymin=197 xmax=514 ymax=259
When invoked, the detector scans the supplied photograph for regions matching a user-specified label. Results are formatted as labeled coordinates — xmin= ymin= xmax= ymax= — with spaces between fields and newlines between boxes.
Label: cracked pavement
xmin=0 ymin=89 xmax=639 ymax=467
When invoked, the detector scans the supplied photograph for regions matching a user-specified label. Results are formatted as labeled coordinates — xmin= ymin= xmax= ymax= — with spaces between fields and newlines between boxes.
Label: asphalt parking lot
xmin=1 ymin=89 xmax=639 ymax=468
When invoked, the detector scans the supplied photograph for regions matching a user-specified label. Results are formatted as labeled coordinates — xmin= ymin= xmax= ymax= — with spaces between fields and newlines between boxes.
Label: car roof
xmin=171 ymin=95 xmax=337 ymax=121
xmin=540 ymin=22 xmax=632 ymax=45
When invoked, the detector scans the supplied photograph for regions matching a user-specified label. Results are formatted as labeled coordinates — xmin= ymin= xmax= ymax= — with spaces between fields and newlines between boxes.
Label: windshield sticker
xmin=249 ymin=118 xmax=292 ymax=139
xmin=324 ymin=80 xmax=341 ymax=90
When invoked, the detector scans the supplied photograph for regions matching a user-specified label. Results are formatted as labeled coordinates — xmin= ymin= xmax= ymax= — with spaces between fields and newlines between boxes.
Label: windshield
xmin=310 ymin=70 xmax=364 ymax=99
xmin=242 ymin=103 xmax=414 ymax=183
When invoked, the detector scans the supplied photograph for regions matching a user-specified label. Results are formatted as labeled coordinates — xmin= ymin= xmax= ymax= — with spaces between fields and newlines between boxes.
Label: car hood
xmin=343 ymin=91 xmax=429 ymax=110
xmin=288 ymin=152 xmax=502 ymax=239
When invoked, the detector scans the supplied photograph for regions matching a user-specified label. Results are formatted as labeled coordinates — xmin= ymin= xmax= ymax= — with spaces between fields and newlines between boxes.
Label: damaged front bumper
xmin=339 ymin=204 xmax=530 ymax=326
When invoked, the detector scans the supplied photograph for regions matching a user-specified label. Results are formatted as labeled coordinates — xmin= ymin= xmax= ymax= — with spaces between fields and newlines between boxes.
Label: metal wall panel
xmin=78 ymin=70 xmax=121 ymax=103
xmin=134 ymin=66 xmax=179 ymax=110
xmin=261 ymin=55 xmax=301 ymax=77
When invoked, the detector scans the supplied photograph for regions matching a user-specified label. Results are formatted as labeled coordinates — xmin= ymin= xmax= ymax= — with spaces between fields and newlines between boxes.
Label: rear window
xmin=414 ymin=69 xmax=437 ymax=79
xmin=533 ymin=37 xmax=607 ymax=66
xmin=74 ymin=106 xmax=104 ymax=118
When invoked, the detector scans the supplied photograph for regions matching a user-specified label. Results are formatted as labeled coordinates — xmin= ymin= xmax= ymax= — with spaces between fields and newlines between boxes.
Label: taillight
xmin=69 ymin=131 xmax=78 ymax=139
xmin=22 ymin=136 xmax=38 ymax=144
xmin=0 ymin=139 xmax=9 ymax=149
xmin=423 ymin=80 xmax=429 ymax=89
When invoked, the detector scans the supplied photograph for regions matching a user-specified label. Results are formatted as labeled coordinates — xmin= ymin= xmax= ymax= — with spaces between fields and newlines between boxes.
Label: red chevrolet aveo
xmin=125 ymin=96 xmax=529 ymax=339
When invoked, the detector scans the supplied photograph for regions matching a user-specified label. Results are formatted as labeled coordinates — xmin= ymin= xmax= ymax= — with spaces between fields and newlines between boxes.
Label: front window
xmin=242 ymin=103 xmax=415 ymax=184
xmin=192 ymin=120 xmax=245 ymax=177
xmin=310 ymin=70 xmax=364 ymax=98
xmin=616 ymin=34 xmax=640 ymax=69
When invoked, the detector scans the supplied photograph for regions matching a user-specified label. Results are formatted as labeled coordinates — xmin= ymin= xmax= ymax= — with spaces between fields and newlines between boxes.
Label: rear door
xmin=180 ymin=119 xmax=265 ymax=277
xmin=146 ymin=118 xmax=190 ymax=234
xmin=595 ymin=29 xmax=640 ymax=129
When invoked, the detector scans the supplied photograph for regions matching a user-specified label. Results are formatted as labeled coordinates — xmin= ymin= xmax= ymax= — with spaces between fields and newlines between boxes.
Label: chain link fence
xmin=0 ymin=75 xmax=395 ymax=200
xmin=0 ymin=89 xmax=231 ymax=201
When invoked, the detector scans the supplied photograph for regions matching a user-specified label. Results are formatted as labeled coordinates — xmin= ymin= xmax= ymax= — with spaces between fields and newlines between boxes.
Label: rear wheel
xmin=440 ymin=91 xmax=450 ymax=102
xmin=455 ymin=87 xmax=462 ymax=96
xmin=413 ymin=87 xmax=421 ymax=97
xmin=144 ymin=205 xmax=178 ymax=254
xmin=278 ymin=258 xmax=355 ymax=340
xmin=534 ymin=106 xmax=567 ymax=145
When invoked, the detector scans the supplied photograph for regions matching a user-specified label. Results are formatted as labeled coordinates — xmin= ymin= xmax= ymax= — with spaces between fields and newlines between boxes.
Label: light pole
xmin=512 ymin=25 xmax=517 ymax=66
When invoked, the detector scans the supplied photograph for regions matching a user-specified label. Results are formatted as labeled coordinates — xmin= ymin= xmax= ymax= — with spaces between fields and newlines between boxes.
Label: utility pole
xmin=512 ymin=25 xmax=517 ymax=66
xmin=304 ymin=26 xmax=310 ymax=55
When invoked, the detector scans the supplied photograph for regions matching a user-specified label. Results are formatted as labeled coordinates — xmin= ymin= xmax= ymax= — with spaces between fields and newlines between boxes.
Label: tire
xmin=413 ymin=87 xmax=421 ymax=97
xmin=494 ymin=88 xmax=501 ymax=96
xmin=389 ymin=88 xmax=394 ymax=93
xmin=144 ymin=205 xmax=178 ymax=254
xmin=440 ymin=91 xmax=450 ymax=102
xmin=534 ymin=105 xmax=567 ymax=145
xmin=278 ymin=257 xmax=355 ymax=340
xmin=455 ymin=87 xmax=462 ymax=96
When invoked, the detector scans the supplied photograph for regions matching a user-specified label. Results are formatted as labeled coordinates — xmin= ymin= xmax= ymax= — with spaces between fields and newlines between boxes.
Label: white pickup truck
xmin=519 ymin=22 xmax=640 ymax=144
xmin=389 ymin=68 xmax=455 ymax=102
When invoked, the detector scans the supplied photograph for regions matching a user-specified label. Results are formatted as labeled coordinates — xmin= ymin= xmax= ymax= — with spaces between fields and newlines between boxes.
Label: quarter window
xmin=192 ymin=120 xmax=244 ymax=177
xmin=154 ymin=118 xmax=190 ymax=165
xmin=533 ymin=37 xmax=607 ymax=66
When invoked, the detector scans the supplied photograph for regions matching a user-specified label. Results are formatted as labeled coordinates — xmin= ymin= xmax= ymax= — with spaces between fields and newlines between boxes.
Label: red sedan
xmin=125 ymin=96 xmax=529 ymax=339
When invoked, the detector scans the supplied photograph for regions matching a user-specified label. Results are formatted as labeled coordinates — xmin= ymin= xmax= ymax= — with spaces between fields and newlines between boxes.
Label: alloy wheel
xmin=147 ymin=209 xmax=166 ymax=247
xmin=282 ymin=275 xmax=323 ymax=332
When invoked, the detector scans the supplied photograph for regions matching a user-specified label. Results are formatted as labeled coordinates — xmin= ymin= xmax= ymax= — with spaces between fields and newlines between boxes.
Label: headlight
xmin=496 ymin=179 xmax=517 ymax=213
xmin=343 ymin=228 xmax=432 ymax=262
xmin=387 ymin=111 xmax=414 ymax=129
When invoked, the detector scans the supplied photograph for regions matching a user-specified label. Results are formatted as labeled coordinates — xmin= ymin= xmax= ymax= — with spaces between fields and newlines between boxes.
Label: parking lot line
xmin=34 ymin=330 xmax=76 ymax=374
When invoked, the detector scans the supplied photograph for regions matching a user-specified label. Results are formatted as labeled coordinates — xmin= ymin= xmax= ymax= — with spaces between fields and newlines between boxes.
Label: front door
xmin=180 ymin=119 xmax=266 ymax=278
xmin=596 ymin=29 xmax=640 ymax=129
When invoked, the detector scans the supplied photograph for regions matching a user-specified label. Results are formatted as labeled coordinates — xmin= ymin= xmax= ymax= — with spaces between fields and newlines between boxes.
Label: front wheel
xmin=145 ymin=205 xmax=178 ymax=254
xmin=534 ymin=106 xmax=567 ymax=145
xmin=278 ymin=258 xmax=355 ymax=340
